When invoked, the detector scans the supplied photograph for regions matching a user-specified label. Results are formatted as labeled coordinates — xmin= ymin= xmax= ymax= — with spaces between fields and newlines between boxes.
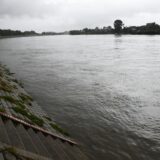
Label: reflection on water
xmin=0 ymin=35 xmax=160 ymax=160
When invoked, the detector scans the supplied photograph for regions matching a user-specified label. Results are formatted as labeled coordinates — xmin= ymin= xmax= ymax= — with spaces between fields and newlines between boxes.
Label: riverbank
xmin=0 ymin=63 xmax=89 ymax=160
xmin=0 ymin=63 xmax=69 ymax=137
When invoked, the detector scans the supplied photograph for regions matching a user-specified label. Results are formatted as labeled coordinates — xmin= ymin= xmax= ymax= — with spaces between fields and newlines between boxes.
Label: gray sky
xmin=0 ymin=0 xmax=160 ymax=32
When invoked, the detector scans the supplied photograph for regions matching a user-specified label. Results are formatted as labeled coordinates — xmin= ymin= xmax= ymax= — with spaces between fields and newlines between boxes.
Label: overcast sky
xmin=0 ymin=0 xmax=160 ymax=32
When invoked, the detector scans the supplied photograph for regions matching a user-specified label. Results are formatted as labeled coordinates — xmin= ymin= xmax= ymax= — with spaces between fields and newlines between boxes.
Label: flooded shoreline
xmin=0 ymin=35 xmax=160 ymax=160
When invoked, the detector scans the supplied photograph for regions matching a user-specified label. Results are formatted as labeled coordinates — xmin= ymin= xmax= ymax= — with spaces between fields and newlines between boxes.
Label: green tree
xmin=114 ymin=20 xmax=124 ymax=33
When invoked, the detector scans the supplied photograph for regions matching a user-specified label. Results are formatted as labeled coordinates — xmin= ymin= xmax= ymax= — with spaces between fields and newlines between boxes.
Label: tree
xmin=145 ymin=22 xmax=160 ymax=34
xmin=114 ymin=19 xmax=124 ymax=33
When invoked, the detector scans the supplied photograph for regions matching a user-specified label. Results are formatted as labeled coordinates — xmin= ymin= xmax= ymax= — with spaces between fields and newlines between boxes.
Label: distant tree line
xmin=1 ymin=20 xmax=160 ymax=37
xmin=42 ymin=31 xmax=68 ymax=35
xmin=69 ymin=26 xmax=114 ymax=35
xmin=0 ymin=29 xmax=38 ymax=37
xmin=70 ymin=20 xmax=160 ymax=35
xmin=0 ymin=29 xmax=68 ymax=37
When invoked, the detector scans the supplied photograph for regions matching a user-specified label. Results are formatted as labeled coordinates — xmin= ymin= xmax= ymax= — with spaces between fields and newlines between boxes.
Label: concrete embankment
xmin=0 ymin=64 xmax=89 ymax=160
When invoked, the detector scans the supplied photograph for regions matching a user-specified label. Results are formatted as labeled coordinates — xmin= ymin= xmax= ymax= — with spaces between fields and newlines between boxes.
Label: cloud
xmin=0 ymin=0 xmax=160 ymax=32
xmin=0 ymin=0 xmax=67 ymax=18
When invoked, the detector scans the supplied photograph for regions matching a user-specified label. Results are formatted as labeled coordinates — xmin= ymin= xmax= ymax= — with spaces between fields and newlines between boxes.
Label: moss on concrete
xmin=13 ymin=106 xmax=44 ymax=127
xmin=0 ymin=96 xmax=26 ymax=109
xmin=0 ymin=79 xmax=13 ymax=92
xmin=43 ymin=116 xmax=52 ymax=121
xmin=50 ymin=123 xmax=70 ymax=137
xmin=0 ymin=107 xmax=6 ymax=112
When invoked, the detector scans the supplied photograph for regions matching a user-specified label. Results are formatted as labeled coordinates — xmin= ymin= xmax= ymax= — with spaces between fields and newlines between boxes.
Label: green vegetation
xmin=19 ymin=93 xmax=33 ymax=102
xmin=19 ymin=93 xmax=33 ymax=106
xmin=28 ymin=113 xmax=44 ymax=127
xmin=0 ymin=107 xmax=6 ymax=112
xmin=44 ymin=116 xmax=52 ymax=121
xmin=13 ymin=106 xmax=44 ymax=127
xmin=0 ymin=29 xmax=38 ymax=36
xmin=0 ymin=79 xmax=13 ymax=92
xmin=50 ymin=123 xmax=70 ymax=137
xmin=70 ymin=20 xmax=160 ymax=35
xmin=114 ymin=19 xmax=124 ymax=33
xmin=0 ymin=65 xmax=69 ymax=136
xmin=12 ymin=106 xmax=28 ymax=116
xmin=13 ymin=79 xmax=24 ymax=88
xmin=0 ymin=94 xmax=43 ymax=126
xmin=4 ymin=147 xmax=17 ymax=155
xmin=0 ymin=96 xmax=18 ymax=103
xmin=0 ymin=96 xmax=26 ymax=109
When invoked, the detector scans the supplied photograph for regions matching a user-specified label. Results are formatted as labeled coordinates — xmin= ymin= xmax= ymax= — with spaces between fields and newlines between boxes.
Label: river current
xmin=0 ymin=35 xmax=160 ymax=160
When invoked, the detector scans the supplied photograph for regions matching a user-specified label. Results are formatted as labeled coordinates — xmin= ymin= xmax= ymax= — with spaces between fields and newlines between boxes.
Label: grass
xmin=12 ymin=106 xmax=28 ymax=116
xmin=20 ymin=93 xmax=33 ymax=101
xmin=0 ymin=96 xmax=17 ymax=103
xmin=50 ymin=123 xmax=70 ymax=137
xmin=13 ymin=106 xmax=44 ymax=127
xmin=0 ymin=79 xmax=13 ymax=92
xmin=0 ymin=96 xmax=26 ymax=109
xmin=19 ymin=93 xmax=33 ymax=103
xmin=28 ymin=113 xmax=44 ymax=127
xmin=44 ymin=116 xmax=52 ymax=121
xmin=0 ymin=95 xmax=43 ymax=126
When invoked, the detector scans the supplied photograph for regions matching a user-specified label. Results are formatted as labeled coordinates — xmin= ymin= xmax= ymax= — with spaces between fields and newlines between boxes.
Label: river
xmin=0 ymin=35 xmax=160 ymax=160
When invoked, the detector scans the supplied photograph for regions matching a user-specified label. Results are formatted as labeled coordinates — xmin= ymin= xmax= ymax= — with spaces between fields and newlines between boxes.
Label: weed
xmin=19 ymin=93 xmax=33 ymax=103
xmin=50 ymin=123 xmax=70 ymax=136
xmin=13 ymin=106 xmax=44 ymax=127
xmin=0 ymin=79 xmax=13 ymax=92
xmin=0 ymin=96 xmax=26 ymax=109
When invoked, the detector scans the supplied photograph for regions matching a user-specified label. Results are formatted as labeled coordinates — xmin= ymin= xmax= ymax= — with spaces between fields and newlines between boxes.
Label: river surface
xmin=0 ymin=35 xmax=160 ymax=160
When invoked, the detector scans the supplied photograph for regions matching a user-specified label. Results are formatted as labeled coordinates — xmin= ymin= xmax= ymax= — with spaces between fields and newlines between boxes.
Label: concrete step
xmin=46 ymin=135 xmax=71 ymax=160
xmin=16 ymin=124 xmax=39 ymax=154
xmin=55 ymin=140 xmax=78 ymax=160
xmin=3 ymin=119 xmax=25 ymax=149
xmin=0 ymin=152 xmax=4 ymax=160
xmin=38 ymin=132 xmax=62 ymax=160
xmin=71 ymin=145 xmax=89 ymax=160
xmin=27 ymin=128 xmax=51 ymax=158
xmin=0 ymin=114 xmax=88 ymax=160
xmin=0 ymin=117 xmax=10 ymax=145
